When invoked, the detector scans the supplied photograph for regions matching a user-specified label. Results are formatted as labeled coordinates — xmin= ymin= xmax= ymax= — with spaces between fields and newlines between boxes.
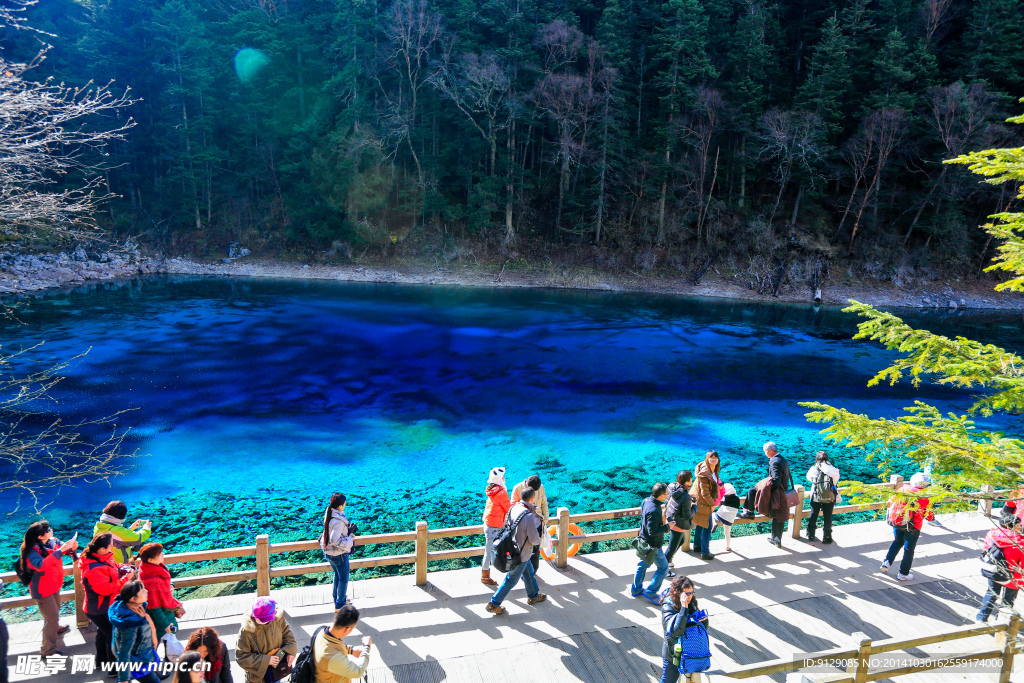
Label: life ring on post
xmin=540 ymin=523 xmax=582 ymax=561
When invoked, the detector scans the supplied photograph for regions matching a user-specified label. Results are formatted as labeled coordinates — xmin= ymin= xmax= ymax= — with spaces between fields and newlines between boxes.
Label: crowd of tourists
xmin=6 ymin=440 xmax=1024 ymax=683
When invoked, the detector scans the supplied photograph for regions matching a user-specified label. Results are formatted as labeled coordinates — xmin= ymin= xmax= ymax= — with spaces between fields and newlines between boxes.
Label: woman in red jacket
xmin=481 ymin=467 xmax=512 ymax=586
xmin=81 ymin=533 xmax=138 ymax=668
xmin=15 ymin=520 xmax=78 ymax=655
xmin=976 ymin=518 xmax=1024 ymax=623
xmin=138 ymin=543 xmax=185 ymax=653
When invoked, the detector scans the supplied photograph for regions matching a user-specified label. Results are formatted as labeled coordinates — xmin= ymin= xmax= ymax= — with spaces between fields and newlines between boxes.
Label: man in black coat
xmin=737 ymin=442 xmax=794 ymax=546
xmin=630 ymin=482 xmax=673 ymax=605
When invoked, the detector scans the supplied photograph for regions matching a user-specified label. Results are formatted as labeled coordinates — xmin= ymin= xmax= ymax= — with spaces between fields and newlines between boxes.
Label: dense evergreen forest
xmin=5 ymin=0 xmax=1023 ymax=289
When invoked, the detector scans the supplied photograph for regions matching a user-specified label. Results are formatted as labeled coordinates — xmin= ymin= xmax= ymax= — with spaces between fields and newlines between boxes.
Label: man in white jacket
xmin=313 ymin=605 xmax=371 ymax=683
xmin=805 ymin=451 xmax=841 ymax=544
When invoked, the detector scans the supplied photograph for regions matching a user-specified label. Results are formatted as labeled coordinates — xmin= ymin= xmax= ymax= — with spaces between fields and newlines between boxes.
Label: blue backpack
xmin=678 ymin=620 xmax=711 ymax=674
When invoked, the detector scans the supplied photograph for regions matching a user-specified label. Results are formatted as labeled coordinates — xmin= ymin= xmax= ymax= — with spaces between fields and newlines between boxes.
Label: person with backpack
xmin=81 ymin=532 xmax=139 ymax=670
xmin=512 ymin=474 xmax=551 ymax=569
xmin=308 ymin=605 xmax=372 ymax=683
xmin=659 ymin=575 xmax=710 ymax=683
xmin=94 ymin=501 xmax=152 ymax=564
xmin=320 ymin=493 xmax=356 ymax=611
xmin=631 ymin=482 xmax=673 ymax=603
xmin=691 ymin=453 xmax=720 ymax=561
xmin=15 ymin=520 xmax=78 ymax=656
xmin=976 ymin=516 xmax=1024 ymax=623
xmin=184 ymin=627 xmax=233 ymax=683
xmin=481 ymin=466 xmax=512 ymax=586
xmin=881 ymin=472 xmax=934 ymax=582
xmin=236 ymin=598 xmax=297 ymax=683
xmin=485 ymin=486 xmax=546 ymax=615
xmin=805 ymin=451 xmax=840 ymax=544
xmin=109 ymin=580 xmax=161 ymax=683
xmin=665 ymin=471 xmax=694 ymax=565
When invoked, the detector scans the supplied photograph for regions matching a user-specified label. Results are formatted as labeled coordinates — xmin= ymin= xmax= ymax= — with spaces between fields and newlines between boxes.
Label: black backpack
xmin=492 ymin=508 xmax=531 ymax=574
xmin=813 ymin=468 xmax=835 ymax=504
xmin=13 ymin=557 xmax=33 ymax=586
xmin=981 ymin=545 xmax=1012 ymax=584
xmin=291 ymin=625 xmax=328 ymax=683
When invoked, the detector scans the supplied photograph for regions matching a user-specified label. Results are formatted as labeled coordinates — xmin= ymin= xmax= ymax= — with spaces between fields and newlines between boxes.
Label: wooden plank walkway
xmin=5 ymin=512 xmax=1021 ymax=682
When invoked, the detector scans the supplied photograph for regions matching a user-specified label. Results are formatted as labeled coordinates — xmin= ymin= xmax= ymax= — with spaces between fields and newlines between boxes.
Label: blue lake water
xmin=2 ymin=276 xmax=1023 ymax=593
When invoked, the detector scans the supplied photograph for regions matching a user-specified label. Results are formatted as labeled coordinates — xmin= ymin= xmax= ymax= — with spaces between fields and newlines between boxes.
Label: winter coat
xmin=889 ymin=484 xmax=935 ymax=531
xmin=639 ymin=496 xmax=670 ymax=548
xmin=80 ymin=552 xmax=133 ymax=616
xmin=320 ymin=510 xmax=355 ymax=557
xmin=313 ymin=629 xmax=371 ymax=683
xmin=139 ymin=562 xmax=181 ymax=635
xmin=235 ymin=613 xmax=298 ymax=683
xmin=507 ymin=501 xmax=543 ymax=563
xmin=754 ymin=476 xmax=792 ymax=522
xmin=661 ymin=595 xmax=708 ymax=660
xmin=25 ymin=540 xmax=66 ymax=600
xmin=691 ymin=463 xmax=719 ymax=529
xmin=665 ymin=483 xmax=693 ymax=531
xmin=483 ymin=484 xmax=512 ymax=528
xmin=807 ymin=462 xmax=841 ymax=503
xmin=768 ymin=453 xmax=794 ymax=493
xmin=715 ymin=493 xmax=742 ymax=526
xmin=109 ymin=600 xmax=158 ymax=683
xmin=94 ymin=516 xmax=152 ymax=564
xmin=511 ymin=480 xmax=549 ymax=525
xmin=983 ymin=527 xmax=1024 ymax=590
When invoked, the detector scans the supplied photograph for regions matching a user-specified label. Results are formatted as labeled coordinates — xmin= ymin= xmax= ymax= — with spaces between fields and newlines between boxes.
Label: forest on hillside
xmin=3 ymin=0 xmax=1022 ymax=291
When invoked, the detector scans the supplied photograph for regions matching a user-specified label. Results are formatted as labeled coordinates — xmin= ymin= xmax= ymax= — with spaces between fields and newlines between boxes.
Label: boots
xmin=481 ymin=569 xmax=497 ymax=586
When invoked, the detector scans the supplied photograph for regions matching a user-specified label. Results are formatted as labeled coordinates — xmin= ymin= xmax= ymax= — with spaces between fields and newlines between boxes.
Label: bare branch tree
xmin=757 ymin=109 xmax=826 ymax=226
xmin=0 ymin=10 xmax=135 ymax=241
xmin=0 ymin=344 xmax=138 ymax=511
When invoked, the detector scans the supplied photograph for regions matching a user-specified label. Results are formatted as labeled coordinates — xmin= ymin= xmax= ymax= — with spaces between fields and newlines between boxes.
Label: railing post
xmin=996 ymin=614 xmax=1020 ymax=683
xmin=556 ymin=507 xmax=570 ymax=568
xmin=682 ymin=528 xmax=691 ymax=553
xmin=73 ymin=560 xmax=88 ymax=628
xmin=255 ymin=535 xmax=270 ymax=597
xmin=845 ymin=634 xmax=872 ymax=683
xmin=979 ymin=484 xmax=994 ymax=516
xmin=415 ymin=521 xmax=428 ymax=586
xmin=790 ymin=485 xmax=805 ymax=539
xmin=889 ymin=474 xmax=903 ymax=490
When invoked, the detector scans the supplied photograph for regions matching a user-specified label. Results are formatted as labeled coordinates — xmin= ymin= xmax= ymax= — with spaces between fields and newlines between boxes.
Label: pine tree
xmin=796 ymin=16 xmax=851 ymax=139
xmin=869 ymin=29 xmax=917 ymax=111
xmin=801 ymin=101 xmax=1024 ymax=509
xmin=962 ymin=0 xmax=1024 ymax=94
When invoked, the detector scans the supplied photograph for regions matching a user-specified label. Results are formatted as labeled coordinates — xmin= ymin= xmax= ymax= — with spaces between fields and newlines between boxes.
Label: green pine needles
xmin=801 ymin=99 xmax=1024 ymax=509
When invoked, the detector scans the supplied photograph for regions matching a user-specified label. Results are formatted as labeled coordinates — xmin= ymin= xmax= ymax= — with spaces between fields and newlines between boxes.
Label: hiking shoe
xmin=528 ymin=594 xmax=547 ymax=605
xmin=485 ymin=602 xmax=505 ymax=615
xmin=667 ymin=570 xmax=677 ymax=578
xmin=767 ymin=537 xmax=781 ymax=548
xmin=629 ymin=587 xmax=642 ymax=597
xmin=804 ymin=534 xmax=817 ymax=543
xmin=879 ymin=560 xmax=891 ymax=574
xmin=737 ymin=509 xmax=756 ymax=519
xmin=896 ymin=572 xmax=914 ymax=582
xmin=700 ymin=553 xmax=715 ymax=561
xmin=641 ymin=591 xmax=662 ymax=606
xmin=822 ymin=537 xmax=833 ymax=545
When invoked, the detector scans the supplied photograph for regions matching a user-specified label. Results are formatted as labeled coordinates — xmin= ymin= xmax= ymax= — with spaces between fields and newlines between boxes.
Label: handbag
xmin=161 ymin=633 xmax=185 ymax=660
xmin=631 ymin=532 xmax=656 ymax=564
xmin=264 ymin=648 xmax=293 ymax=682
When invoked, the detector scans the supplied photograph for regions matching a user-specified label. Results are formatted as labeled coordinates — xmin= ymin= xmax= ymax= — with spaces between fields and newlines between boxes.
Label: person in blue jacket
xmin=109 ymin=580 xmax=161 ymax=683
xmin=660 ymin=576 xmax=709 ymax=683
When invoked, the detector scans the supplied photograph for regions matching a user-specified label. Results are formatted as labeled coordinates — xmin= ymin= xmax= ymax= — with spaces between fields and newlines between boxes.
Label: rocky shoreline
xmin=3 ymin=251 xmax=1024 ymax=311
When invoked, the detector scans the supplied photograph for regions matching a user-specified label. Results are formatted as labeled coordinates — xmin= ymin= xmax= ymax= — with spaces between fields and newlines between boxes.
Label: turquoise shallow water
xmin=2 ymin=276 xmax=1023 ymax=599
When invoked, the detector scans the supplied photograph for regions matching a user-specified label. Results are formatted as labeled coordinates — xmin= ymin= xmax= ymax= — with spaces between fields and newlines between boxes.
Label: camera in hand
xmin=348 ymin=522 xmax=359 ymax=537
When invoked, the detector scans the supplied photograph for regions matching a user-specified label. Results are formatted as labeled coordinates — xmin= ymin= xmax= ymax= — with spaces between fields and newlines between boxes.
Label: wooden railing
xmin=721 ymin=616 xmax=1020 ymax=683
xmin=0 ymin=474 xmax=916 ymax=626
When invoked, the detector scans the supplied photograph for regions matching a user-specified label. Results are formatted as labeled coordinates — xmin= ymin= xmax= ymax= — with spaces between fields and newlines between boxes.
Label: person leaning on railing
xmin=15 ymin=520 xmax=78 ymax=657
xmin=95 ymin=500 xmax=153 ymax=564
xmin=81 ymin=532 xmax=139 ymax=670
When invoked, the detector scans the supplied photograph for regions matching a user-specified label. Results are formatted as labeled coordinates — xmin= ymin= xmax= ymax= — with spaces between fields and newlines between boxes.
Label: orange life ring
xmin=540 ymin=523 xmax=582 ymax=560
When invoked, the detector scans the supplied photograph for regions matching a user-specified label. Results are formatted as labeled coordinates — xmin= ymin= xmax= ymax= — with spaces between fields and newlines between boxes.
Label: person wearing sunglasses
xmin=659 ymin=576 xmax=709 ymax=683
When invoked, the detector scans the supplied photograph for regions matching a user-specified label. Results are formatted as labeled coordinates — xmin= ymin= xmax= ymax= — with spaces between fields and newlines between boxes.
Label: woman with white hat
xmin=881 ymin=472 xmax=934 ymax=582
xmin=481 ymin=467 xmax=511 ymax=586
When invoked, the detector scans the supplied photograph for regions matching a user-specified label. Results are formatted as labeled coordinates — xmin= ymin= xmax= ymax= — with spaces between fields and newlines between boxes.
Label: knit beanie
xmin=251 ymin=597 xmax=276 ymax=624
xmin=103 ymin=501 xmax=128 ymax=520
xmin=910 ymin=472 xmax=931 ymax=487
xmin=487 ymin=467 xmax=506 ymax=487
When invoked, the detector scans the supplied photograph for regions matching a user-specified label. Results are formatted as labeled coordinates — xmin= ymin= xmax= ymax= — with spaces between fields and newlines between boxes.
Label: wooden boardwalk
xmin=6 ymin=512 xmax=1021 ymax=682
